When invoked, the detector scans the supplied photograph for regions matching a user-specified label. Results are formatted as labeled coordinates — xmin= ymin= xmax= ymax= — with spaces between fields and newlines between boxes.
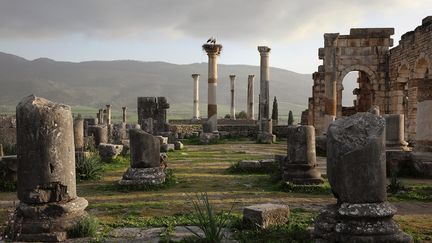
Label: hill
xmin=0 ymin=52 xmax=314 ymax=119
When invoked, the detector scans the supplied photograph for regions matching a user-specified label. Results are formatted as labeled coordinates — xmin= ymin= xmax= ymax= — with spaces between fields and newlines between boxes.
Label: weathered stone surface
xmin=119 ymin=167 xmax=166 ymax=185
xmin=327 ymin=112 xmax=386 ymax=203
xmin=15 ymin=95 xmax=88 ymax=241
xmin=238 ymin=160 xmax=261 ymax=170
xmin=88 ymin=125 xmax=108 ymax=146
xmin=0 ymin=155 xmax=17 ymax=187
xmin=282 ymin=125 xmax=323 ymax=185
xmin=257 ymin=132 xmax=276 ymax=144
xmin=0 ymin=115 xmax=16 ymax=153
xmin=161 ymin=143 xmax=175 ymax=152
xmin=137 ymin=97 xmax=170 ymax=135
xmin=16 ymin=95 xmax=77 ymax=204
xmin=155 ymin=135 xmax=168 ymax=145
xmin=243 ymin=203 xmax=289 ymax=229
xmin=73 ymin=116 xmax=84 ymax=151
xmin=129 ymin=129 xmax=160 ymax=168
xmin=98 ymin=143 xmax=123 ymax=162
xmin=173 ymin=141 xmax=184 ymax=150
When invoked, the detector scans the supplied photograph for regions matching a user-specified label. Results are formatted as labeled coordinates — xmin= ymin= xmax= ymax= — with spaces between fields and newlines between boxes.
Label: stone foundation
xmin=119 ymin=167 xmax=166 ymax=186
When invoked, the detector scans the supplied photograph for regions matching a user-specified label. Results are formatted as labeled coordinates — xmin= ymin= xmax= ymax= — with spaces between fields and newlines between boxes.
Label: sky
xmin=0 ymin=0 xmax=430 ymax=74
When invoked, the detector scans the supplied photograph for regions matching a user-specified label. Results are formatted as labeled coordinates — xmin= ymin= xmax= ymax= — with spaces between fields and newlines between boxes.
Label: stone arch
xmin=397 ymin=62 xmax=411 ymax=82
xmin=414 ymin=53 xmax=431 ymax=78
xmin=338 ymin=65 xmax=378 ymax=86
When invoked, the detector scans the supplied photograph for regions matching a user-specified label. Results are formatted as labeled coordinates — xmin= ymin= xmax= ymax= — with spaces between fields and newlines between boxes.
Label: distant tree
xmin=236 ymin=110 xmax=247 ymax=119
xmin=271 ymin=96 xmax=278 ymax=122
xmin=224 ymin=114 xmax=231 ymax=119
xmin=288 ymin=110 xmax=294 ymax=126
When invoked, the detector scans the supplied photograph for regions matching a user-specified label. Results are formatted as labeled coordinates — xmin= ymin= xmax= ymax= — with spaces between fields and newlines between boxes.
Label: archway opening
xmin=341 ymin=70 xmax=374 ymax=116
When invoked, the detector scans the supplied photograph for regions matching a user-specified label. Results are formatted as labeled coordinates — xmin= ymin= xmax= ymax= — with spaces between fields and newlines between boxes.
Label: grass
xmin=0 ymin=140 xmax=431 ymax=241
xmin=68 ymin=215 xmax=100 ymax=238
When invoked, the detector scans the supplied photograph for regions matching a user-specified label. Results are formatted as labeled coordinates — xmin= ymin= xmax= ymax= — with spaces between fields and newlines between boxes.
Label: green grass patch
xmin=389 ymin=185 xmax=432 ymax=202
xmin=68 ymin=215 xmax=100 ymax=238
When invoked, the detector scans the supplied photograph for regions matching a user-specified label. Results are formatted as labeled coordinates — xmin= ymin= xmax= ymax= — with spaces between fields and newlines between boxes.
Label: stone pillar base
xmin=314 ymin=202 xmax=412 ymax=243
xmin=257 ymin=133 xmax=276 ymax=144
xmin=282 ymin=163 xmax=324 ymax=185
xmin=386 ymin=141 xmax=410 ymax=152
xmin=199 ymin=132 xmax=220 ymax=144
xmin=119 ymin=167 xmax=166 ymax=186
xmin=411 ymin=152 xmax=432 ymax=177
xmin=15 ymin=197 xmax=88 ymax=242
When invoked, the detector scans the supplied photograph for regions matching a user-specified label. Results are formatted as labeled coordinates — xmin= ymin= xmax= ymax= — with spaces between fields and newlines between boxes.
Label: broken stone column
xmin=229 ymin=75 xmax=236 ymax=120
xmin=73 ymin=116 xmax=84 ymax=151
xmin=247 ymin=75 xmax=255 ymax=120
xmin=88 ymin=125 xmax=108 ymax=146
xmin=15 ymin=95 xmax=88 ymax=242
xmin=412 ymin=79 xmax=432 ymax=177
xmin=314 ymin=112 xmax=412 ymax=242
xmin=98 ymin=109 xmax=103 ymax=124
xmin=202 ymin=42 xmax=222 ymax=133
xmin=385 ymin=114 xmax=409 ymax=150
xmin=122 ymin=106 xmax=127 ymax=123
xmin=119 ymin=129 xmax=166 ymax=186
xmin=257 ymin=46 xmax=275 ymax=143
xmin=192 ymin=74 xmax=200 ymax=120
xmin=137 ymin=97 xmax=170 ymax=135
xmin=282 ymin=125 xmax=323 ymax=184
xmin=106 ymin=105 xmax=112 ymax=125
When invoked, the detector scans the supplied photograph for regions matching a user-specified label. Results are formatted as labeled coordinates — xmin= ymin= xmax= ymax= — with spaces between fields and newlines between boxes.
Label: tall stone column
xmin=106 ymin=104 xmax=112 ymax=125
xmin=229 ymin=74 xmax=236 ymax=120
xmin=247 ymin=75 xmax=255 ymax=119
xmin=202 ymin=43 xmax=222 ymax=133
xmin=122 ymin=106 xmax=127 ymax=123
xmin=15 ymin=95 xmax=88 ymax=241
xmin=257 ymin=46 xmax=275 ymax=143
xmin=324 ymin=78 xmax=337 ymax=133
xmin=192 ymin=74 xmax=200 ymax=120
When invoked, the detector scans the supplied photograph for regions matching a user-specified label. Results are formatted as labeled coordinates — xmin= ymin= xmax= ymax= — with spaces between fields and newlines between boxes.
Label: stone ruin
xmin=14 ymin=95 xmax=88 ymax=242
xmin=137 ymin=97 xmax=170 ymax=135
xmin=119 ymin=128 xmax=166 ymax=186
xmin=281 ymin=125 xmax=323 ymax=185
xmin=314 ymin=112 xmax=411 ymax=242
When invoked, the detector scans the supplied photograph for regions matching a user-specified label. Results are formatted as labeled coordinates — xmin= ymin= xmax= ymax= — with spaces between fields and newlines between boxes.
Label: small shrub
xmin=185 ymin=192 xmax=233 ymax=242
xmin=68 ymin=215 xmax=99 ymax=238
xmin=76 ymin=153 xmax=103 ymax=180
xmin=387 ymin=171 xmax=406 ymax=194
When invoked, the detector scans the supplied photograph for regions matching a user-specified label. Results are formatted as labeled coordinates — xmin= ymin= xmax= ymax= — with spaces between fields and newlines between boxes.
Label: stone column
xmin=257 ymin=46 xmax=275 ymax=143
xmin=122 ymin=106 xmax=127 ymax=123
xmin=247 ymin=75 xmax=255 ymax=119
xmin=192 ymin=74 xmax=200 ymax=120
xmin=98 ymin=109 xmax=103 ymax=124
xmin=314 ymin=112 xmax=411 ymax=242
xmin=229 ymin=74 xmax=236 ymax=120
xmin=119 ymin=129 xmax=166 ymax=186
xmin=385 ymin=114 xmax=408 ymax=150
xmin=202 ymin=43 xmax=222 ymax=133
xmin=15 ymin=95 xmax=88 ymax=241
xmin=0 ymin=144 xmax=3 ymax=157
xmin=282 ymin=125 xmax=323 ymax=184
xmin=106 ymin=104 xmax=112 ymax=125
xmin=73 ymin=116 xmax=84 ymax=151
xmin=323 ymin=78 xmax=337 ymax=133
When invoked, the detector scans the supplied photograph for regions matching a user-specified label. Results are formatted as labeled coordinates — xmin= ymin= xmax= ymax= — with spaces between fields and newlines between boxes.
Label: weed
xmin=185 ymin=192 xmax=233 ymax=243
xmin=68 ymin=215 xmax=100 ymax=238
xmin=387 ymin=171 xmax=406 ymax=194
xmin=76 ymin=153 xmax=103 ymax=180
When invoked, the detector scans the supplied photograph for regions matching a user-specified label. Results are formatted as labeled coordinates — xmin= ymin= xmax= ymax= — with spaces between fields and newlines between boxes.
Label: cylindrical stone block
xmin=129 ymin=128 xmax=160 ymax=168
xmin=16 ymin=95 xmax=77 ymax=204
xmin=287 ymin=125 xmax=316 ymax=164
xmin=384 ymin=114 xmax=408 ymax=148
xmin=73 ymin=117 xmax=84 ymax=151
xmin=92 ymin=125 xmax=108 ymax=146
xmin=192 ymin=74 xmax=200 ymax=119
xmin=327 ymin=112 xmax=386 ymax=203
xmin=415 ymin=79 xmax=432 ymax=152
xmin=247 ymin=75 xmax=255 ymax=120
xmin=229 ymin=75 xmax=236 ymax=120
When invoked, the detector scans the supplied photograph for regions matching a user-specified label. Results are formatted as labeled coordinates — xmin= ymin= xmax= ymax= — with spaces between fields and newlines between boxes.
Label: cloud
xmin=0 ymin=0 xmax=428 ymax=43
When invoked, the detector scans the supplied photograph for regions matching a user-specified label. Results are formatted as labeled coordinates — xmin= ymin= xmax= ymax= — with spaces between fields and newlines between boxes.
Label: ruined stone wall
xmin=0 ymin=115 xmax=16 ymax=153
xmin=388 ymin=16 xmax=432 ymax=141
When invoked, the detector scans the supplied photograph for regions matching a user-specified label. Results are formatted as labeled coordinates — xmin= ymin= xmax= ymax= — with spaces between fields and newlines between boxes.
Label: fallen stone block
xmin=243 ymin=203 xmax=290 ymax=229
xmin=99 ymin=143 xmax=123 ymax=162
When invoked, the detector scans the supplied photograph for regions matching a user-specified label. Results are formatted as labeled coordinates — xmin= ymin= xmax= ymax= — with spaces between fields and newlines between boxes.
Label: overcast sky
xmin=0 ymin=0 xmax=430 ymax=73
